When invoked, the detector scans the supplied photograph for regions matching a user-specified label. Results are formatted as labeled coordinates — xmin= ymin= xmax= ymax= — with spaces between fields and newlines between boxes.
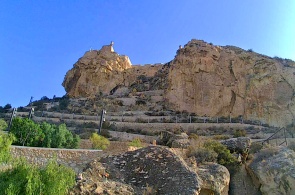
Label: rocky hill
xmin=63 ymin=39 xmax=295 ymax=127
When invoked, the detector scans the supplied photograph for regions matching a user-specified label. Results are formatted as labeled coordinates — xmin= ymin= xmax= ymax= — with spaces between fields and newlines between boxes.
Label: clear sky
xmin=0 ymin=0 xmax=294 ymax=108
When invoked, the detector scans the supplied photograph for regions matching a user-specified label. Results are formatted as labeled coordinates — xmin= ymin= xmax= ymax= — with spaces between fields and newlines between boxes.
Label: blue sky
xmin=0 ymin=1 xmax=294 ymax=107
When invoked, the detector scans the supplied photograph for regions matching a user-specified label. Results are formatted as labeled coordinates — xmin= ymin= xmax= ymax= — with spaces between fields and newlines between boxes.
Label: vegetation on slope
xmin=10 ymin=117 xmax=80 ymax=148
xmin=0 ymin=132 xmax=75 ymax=195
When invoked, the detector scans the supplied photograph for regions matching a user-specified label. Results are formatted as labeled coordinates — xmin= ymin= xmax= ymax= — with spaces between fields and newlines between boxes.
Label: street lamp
xmin=8 ymin=108 xmax=17 ymax=132
xmin=98 ymin=109 xmax=106 ymax=134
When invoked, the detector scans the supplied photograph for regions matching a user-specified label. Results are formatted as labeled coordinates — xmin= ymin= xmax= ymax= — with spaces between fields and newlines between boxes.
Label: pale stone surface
xmin=198 ymin=163 xmax=230 ymax=195
xmin=248 ymin=147 xmax=295 ymax=195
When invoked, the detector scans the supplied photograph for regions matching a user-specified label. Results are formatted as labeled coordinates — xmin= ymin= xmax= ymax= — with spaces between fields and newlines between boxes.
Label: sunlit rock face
xmin=166 ymin=39 xmax=295 ymax=127
xmin=63 ymin=39 xmax=295 ymax=127
xmin=248 ymin=147 xmax=295 ymax=195
xmin=62 ymin=43 xmax=133 ymax=97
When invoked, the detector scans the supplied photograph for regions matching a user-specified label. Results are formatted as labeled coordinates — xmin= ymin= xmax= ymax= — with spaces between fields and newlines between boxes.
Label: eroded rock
xmin=198 ymin=163 xmax=230 ymax=195
xmin=102 ymin=146 xmax=201 ymax=194
xmin=248 ymin=147 xmax=295 ymax=195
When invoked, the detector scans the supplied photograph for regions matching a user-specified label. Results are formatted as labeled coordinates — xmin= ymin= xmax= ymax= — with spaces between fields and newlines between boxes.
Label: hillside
xmin=63 ymin=39 xmax=295 ymax=128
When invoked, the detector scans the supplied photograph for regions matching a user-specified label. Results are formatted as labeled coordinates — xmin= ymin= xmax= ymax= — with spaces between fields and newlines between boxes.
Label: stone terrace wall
xmin=10 ymin=146 xmax=104 ymax=173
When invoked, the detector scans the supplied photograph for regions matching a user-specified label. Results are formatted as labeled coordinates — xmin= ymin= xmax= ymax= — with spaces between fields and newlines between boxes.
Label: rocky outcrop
xmin=102 ymin=146 xmax=201 ymax=194
xmin=248 ymin=147 xmax=295 ymax=195
xmin=62 ymin=42 xmax=164 ymax=98
xmin=198 ymin=163 xmax=230 ymax=195
xmin=166 ymin=39 xmax=295 ymax=127
xmin=63 ymin=42 xmax=132 ymax=97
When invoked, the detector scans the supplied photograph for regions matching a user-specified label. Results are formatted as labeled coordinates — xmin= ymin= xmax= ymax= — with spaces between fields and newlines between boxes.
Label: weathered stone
xmin=102 ymin=146 xmax=201 ymax=194
xmin=198 ymin=163 xmax=230 ymax=195
xmin=248 ymin=147 xmax=295 ymax=195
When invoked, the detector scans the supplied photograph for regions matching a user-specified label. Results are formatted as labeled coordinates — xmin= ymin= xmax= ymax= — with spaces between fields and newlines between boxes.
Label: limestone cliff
xmin=63 ymin=39 xmax=295 ymax=127
xmin=166 ymin=39 xmax=295 ymax=127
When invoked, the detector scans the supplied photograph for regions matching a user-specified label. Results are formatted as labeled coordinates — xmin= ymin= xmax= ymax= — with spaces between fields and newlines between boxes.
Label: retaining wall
xmin=10 ymin=146 xmax=104 ymax=173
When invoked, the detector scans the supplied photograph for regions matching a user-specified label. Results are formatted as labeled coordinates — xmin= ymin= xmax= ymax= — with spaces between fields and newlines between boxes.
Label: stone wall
xmin=10 ymin=146 xmax=104 ymax=173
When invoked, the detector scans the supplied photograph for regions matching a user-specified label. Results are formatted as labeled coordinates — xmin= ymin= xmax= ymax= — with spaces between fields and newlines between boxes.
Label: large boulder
xmin=221 ymin=137 xmax=251 ymax=153
xmin=248 ymin=147 xmax=295 ymax=195
xmin=158 ymin=131 xmax=190 ymax=148
xmin=102 ymin=146 xmax=201 ymax=194
xmin=198 ymin=163 xmax=230 ymax=195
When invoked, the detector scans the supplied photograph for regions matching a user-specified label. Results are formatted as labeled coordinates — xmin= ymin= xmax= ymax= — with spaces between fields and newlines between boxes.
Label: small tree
xmin=90 ymin=133 xmax=110 ymax=150
xmin=50 ymin=124 xmax=80 ymax=149
xmin=10 ymin=117 xmax=44 ymax=146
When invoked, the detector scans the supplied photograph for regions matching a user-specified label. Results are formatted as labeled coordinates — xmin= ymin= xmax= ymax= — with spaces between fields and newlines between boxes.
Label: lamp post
xmin=8 ymin=108 xmax=17 ymax=132
xmin=98 ymin=109 xmax=106 ymax=134
xmin=28 ymin=107 xmax=34 ymax=119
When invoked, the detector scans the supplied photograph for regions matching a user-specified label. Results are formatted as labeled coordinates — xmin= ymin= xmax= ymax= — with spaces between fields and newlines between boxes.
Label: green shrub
xmin=10 ymin=118 xmax=80 ymax=149
xmin=187 ymin=147 xmax=218 ymax=164
xmin=233 ymin=129 xmax=246 ymax=138
xmin=204 ymin=140 xmax=238 ymax=166
xmin=0 ymin=159 xmax=75 ymax=195
xmin=0 ymin=132 xmax=15 ymax=163
xmin=90 ymin=133 xmax=110 ymax=150
xmin=10 ymin=117 xmax=44 ymax=147
xmin=128 ymin=138 xmax=143 ymax=147
xmin=0 ymin=119 xmax=8 ymax=131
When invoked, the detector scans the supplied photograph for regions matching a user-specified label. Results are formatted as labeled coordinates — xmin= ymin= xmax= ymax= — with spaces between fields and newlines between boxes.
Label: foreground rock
xmin=198 ymin=163 xmax=230 ymax=195
xmin=70 ymin=160 xmax=135 ymax=195
xmin=102 ymin=146 xmax=201 ymax=194
xmin=247 ymin=147 xmax=295 ymax=195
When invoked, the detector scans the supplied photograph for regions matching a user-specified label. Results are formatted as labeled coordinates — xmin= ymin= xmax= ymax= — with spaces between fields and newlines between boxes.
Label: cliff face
xmin=63 ymin=39 xmax=295 ymax=127
xmin=166 ymin=39 xmax=295 ymax=127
